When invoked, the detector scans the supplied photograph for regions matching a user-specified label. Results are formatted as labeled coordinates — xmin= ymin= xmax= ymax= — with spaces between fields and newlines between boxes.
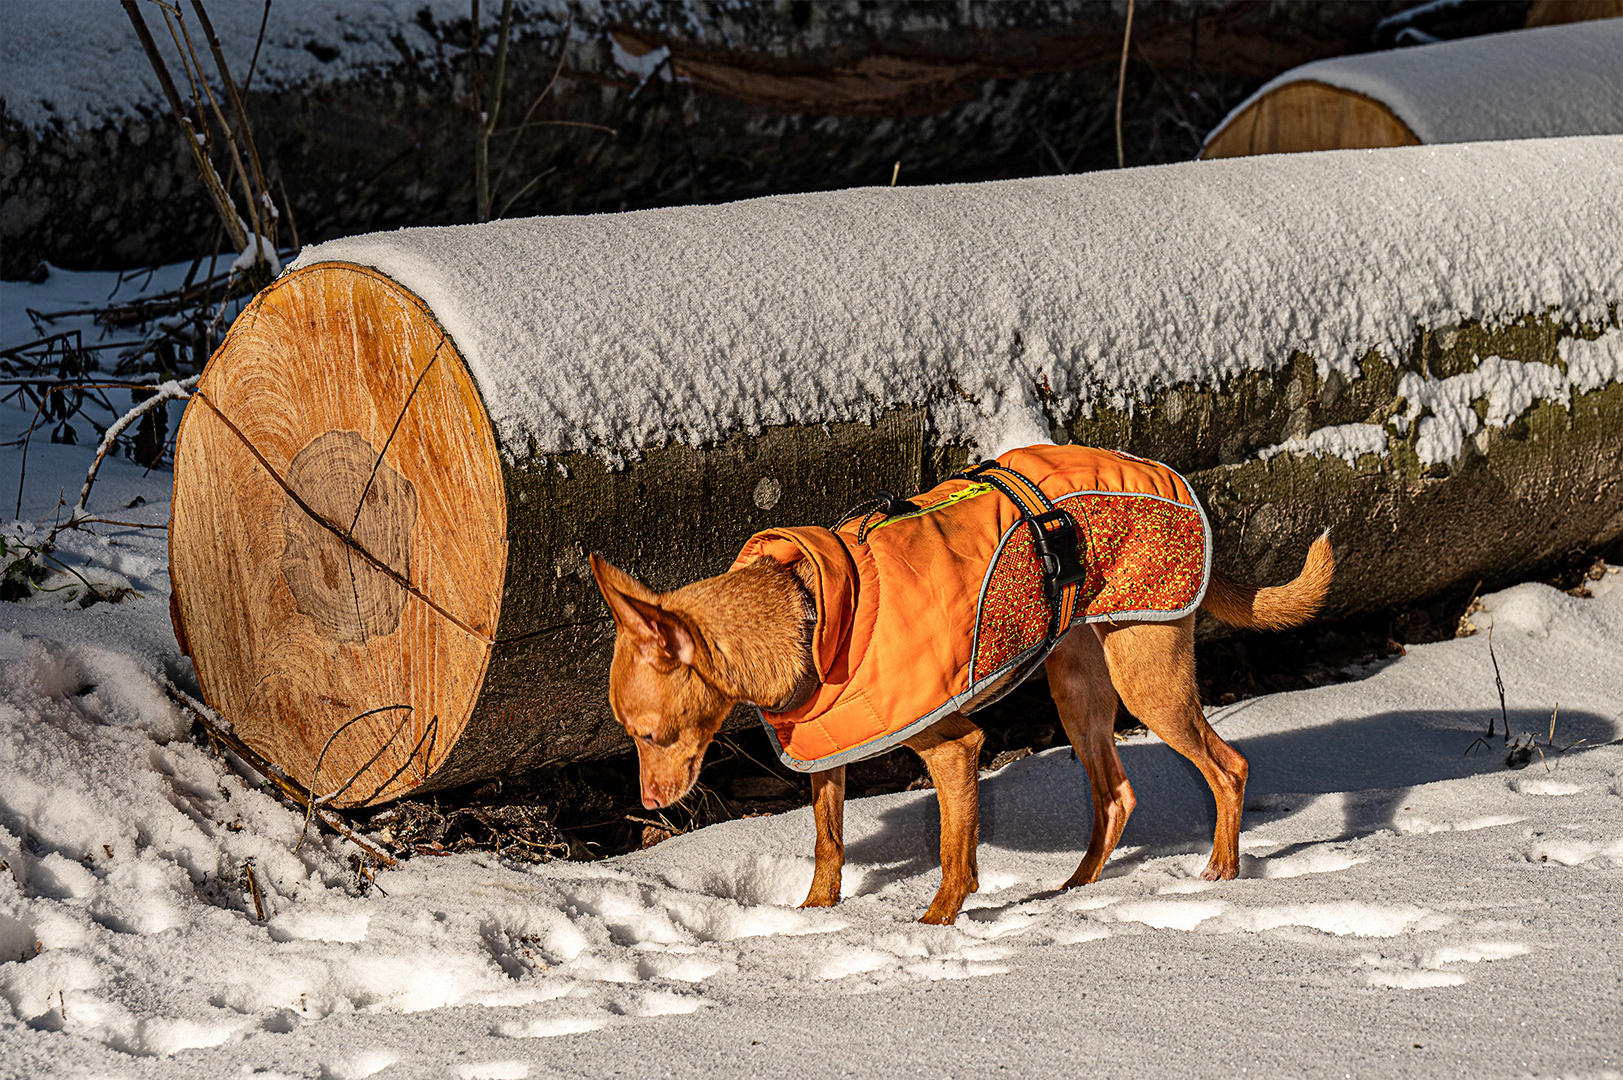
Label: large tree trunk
xmin=169 ymin=138 xmax=1622 ymax=806
xmin=3 ymin=0 xmax=1441 ymax=278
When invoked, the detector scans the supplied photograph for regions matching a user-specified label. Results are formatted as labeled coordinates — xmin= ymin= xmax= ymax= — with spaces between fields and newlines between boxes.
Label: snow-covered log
xmin=1201 ymin=19 xmax=1623 ymax=159
xmin=169 ymin=136 xmax=1622 ymax=803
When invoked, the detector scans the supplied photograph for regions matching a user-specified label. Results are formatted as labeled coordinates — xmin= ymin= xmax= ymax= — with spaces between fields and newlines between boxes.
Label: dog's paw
xmin=918 ymin=892 xmax=967 ymax=925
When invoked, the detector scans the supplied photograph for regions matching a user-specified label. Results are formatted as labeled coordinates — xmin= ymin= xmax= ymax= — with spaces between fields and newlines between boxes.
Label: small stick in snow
xmin=240 ymin=859 xmax=267 ymax=921
xmin=1465 ymin=627 xmax=1513 ymax=758
xmin=1489 ymin=625 xmax=1507 ymax=739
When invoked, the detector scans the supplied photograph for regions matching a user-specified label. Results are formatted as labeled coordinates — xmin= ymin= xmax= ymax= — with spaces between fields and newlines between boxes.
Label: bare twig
xmin=121 ymin=0 xmax=248 ymax=252
xmin=1489 ymin=625 xmax=1507 ymax=741
xmin=297 ymin=704 xmax=414 ymax=853
xmin=476 ymin=0 xmax=516 ymax=221
xmin=495 ymin=166 xmax=558 ymax=219
xmin=62 ymin=376 xmax=197 ymax=529
xmin=163 ymin=1 xmax=267 ymax=263
xmin=275 ymin=173 xmax=301 ymax=252
xmin=242 ymin=0 xmax=271 ymax=95
xmin=191 ymin=0 xmax=276 ymax=260
xmin=167 ymin=684 xmax=399 ymax=866
xmin=490 ymin=3 xmax=581 ymax=209
xmin=1115 ymin=0 xmax=1135 ymax=168
xmin=240 ymin=858 xmax=267 ymax=920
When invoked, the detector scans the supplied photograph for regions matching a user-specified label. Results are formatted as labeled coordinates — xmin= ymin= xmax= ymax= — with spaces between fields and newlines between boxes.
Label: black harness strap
xmin=952 ymin=460 xmax=1087 ymax=644
xmin=838 ymin=460 xmax=1087 ymax=647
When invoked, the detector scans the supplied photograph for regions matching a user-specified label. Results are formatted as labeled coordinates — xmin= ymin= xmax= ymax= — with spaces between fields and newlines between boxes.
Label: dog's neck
xmin=663 ymin=557 xmax=817 ymax=711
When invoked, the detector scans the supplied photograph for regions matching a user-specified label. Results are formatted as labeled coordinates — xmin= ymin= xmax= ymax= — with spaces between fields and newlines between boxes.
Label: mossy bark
xmin=421 ymin=310 xmax=1622 ymax=778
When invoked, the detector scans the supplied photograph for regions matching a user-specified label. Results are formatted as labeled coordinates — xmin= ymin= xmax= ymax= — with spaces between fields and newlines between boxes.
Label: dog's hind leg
xmin=800 ymin=766 xmax=846 ymax=908
xmin=903 ymin=712 xmax=984 ymax=924
xmin=1096 ymin=616 xmax=1248 ymax=881
xmin=1046 ymin=627 xmax=1135 ymax=887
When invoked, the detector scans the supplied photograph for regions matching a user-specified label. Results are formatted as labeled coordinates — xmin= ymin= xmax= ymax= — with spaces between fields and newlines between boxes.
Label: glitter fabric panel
xmin=971 ymin=493 xmax=1206 ymax=683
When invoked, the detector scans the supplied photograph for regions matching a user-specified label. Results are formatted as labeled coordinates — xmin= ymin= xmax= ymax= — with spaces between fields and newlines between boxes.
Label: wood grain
xmin=170 ymin=263 xmax=507 ymax=807
xmin=1525 ymin=0 xmax=1623 ymax=27
xmin=1200 ymin=80 xmax=1420 ymax=160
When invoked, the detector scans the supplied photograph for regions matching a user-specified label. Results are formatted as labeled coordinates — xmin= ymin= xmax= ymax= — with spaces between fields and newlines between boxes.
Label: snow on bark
xmin=289 ymin=136 xmax=1622 ymax=464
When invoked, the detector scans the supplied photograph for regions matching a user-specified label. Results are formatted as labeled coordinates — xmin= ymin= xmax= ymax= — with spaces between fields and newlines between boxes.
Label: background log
xmin=1201 ymin=18 xmax=1623 ymax=158
xmin=4 ymin=0 xmax=1438 ymax=279
xmin=170 ymin=137 xmax=1622 ymax=803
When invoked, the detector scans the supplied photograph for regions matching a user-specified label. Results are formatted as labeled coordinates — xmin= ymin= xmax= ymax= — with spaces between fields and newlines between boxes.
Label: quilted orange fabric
xmin=730 ymin=444 xmax=1209 ymax=772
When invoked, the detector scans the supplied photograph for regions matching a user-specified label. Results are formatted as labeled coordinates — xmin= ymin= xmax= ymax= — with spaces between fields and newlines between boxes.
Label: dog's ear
xmin=589 ymin=553 xmax=696 ymax=671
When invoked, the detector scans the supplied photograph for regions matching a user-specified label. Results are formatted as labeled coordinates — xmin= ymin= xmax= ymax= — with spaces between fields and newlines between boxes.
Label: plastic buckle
xmin=873 ymin=489 xmax=921 ymax=517
xmin=1027 ymin=509 xmax=1084 ymax=600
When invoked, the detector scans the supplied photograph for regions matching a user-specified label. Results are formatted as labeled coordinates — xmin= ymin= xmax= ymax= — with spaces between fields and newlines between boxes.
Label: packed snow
xmin=3 ymin=398 xmax=1622 ymax=1077
xmin=1208 ymin=19 xmax=1623 ymax=148
xmin=1394 ymin=350 xmax=1611 ymax=466
xmin=1254 ymin=423 xmax=1390 ymax=466
xmin=290 ymin=136 xmax=1623 ymax=463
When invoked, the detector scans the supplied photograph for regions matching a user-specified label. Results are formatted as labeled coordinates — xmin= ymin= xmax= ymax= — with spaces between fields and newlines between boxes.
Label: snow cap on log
xmin=290 ymin=136 xmax=1622 ymax=464
xmin=1203 ymin=20 xmax=1623 ymax=158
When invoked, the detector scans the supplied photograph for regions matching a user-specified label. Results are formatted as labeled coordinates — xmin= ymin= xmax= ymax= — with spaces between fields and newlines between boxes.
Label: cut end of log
xmin=170 ymin=263 xmax=507 ymax=807
xmin=1200 ymin=80 xmax=1420 ymax=160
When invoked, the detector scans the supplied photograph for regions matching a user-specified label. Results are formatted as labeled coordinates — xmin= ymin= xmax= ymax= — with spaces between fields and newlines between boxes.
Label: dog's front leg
xmin=801 ymin=766 xmax=846 ymax=908
xmin=904 ymin=713 xmax=984 ymax=925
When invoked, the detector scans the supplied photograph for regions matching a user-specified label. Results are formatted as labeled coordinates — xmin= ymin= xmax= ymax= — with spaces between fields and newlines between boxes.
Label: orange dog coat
xmin=731 ymin=444 xmax=1212 ymax=772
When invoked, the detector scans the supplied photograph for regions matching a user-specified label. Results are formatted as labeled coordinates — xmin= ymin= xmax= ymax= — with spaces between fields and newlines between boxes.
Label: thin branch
xmin=120 ymin=0 xmax=247 ymax=251
xmin=168 ymin=1 xmax=266 ymax=260
xmin=275 ymin=173 xmax=301 ymax=252
xmin=490 ymin=3 xmax=577 ymax=205
xmin=1488 ymin=625 xmax=1507 ymax=741
xmin=295 ymin=705 xmax=414 ymax=853
xmin=498 ymin=119 xmax=617 ymax=136
xmin=476 ymin=0 xmax=516 ymax=221
xmin=1115 ymin=0 xmax=1135 ymax=169
xmin=496 ymin=166 xmax=557 ymax=219
xmin=240 ymin=859 xmax=267 ymax=920
xmin=168 ymin=685 xmax=398 ymax=866
xmin=191 ymin=0 xmax=275 ymax=258
xmin=243 ymin=0 xmax=271 ymax=94
xmin=62 ymin=376 xmax=197 ymax=529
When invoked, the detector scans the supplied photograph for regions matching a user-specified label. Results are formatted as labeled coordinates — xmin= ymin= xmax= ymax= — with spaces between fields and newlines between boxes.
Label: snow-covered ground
xmin=4 ymin=377 xmax=1622 ymax=1078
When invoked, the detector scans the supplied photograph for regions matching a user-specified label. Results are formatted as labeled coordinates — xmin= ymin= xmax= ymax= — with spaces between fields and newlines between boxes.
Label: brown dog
xmin=591 ymin=489 xmax=1332 ymax=925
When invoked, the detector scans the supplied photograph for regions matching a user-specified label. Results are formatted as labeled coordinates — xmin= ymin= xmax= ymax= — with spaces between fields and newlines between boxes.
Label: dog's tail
xmin=1201 ymin=532 xmax=1335 ymax=632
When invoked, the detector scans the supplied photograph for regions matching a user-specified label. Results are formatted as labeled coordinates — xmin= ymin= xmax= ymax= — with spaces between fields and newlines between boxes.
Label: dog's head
xmin=589 ymin=554 xmax=733 ymax=809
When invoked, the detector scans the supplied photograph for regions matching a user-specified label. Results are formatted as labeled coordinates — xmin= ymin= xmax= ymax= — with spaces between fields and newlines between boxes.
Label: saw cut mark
xmin=343 ymin=341 xmax=444 ymax=645
xmin=282 ymin=431 xmax=419 ymax=643
xmin=190 ymin=388 xmax=496 ymax=646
